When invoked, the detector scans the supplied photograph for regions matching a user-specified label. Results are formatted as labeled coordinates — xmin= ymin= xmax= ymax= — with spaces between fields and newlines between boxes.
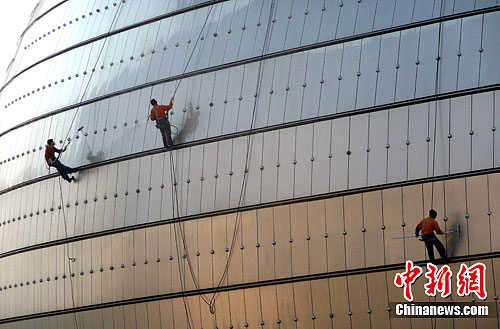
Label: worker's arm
xmin=150 ymin=110 xmax=156 ymax=121
xmin=53 ymin=147 xmax=62 ymax=153
xmin=433 ymin=221 xmax=443 ymax=235
xmin=165 ymin=98 xmax=173 ymax=110
xmin=415 ymin=221 xmax=422 ymax=237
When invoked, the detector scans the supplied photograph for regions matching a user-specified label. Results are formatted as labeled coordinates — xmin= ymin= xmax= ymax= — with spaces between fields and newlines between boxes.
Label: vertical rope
xmin=166 ymin=0 xmax=277 ymax=317
xmin=430 ymin=0 xmax=444 ymax=209
xmin=59 ymin=2 xmax=124 ymax=155
xmin=57 ymin=177 xmax=79 ymax=329
xmin=52 ymin=4 xmax=124 ymax=328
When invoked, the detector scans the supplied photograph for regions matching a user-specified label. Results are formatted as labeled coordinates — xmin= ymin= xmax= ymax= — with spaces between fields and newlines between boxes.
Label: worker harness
xmin=152 ymin=106 xmax=170 ymax=129
xmin=418 ymin=217 xmax=437 ymax=242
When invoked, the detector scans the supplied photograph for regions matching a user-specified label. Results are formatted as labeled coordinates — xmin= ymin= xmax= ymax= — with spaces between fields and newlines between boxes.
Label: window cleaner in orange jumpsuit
xmin=415 ymin=209 xmax=449 ymax=263
xmin=150 ymin=98 xmax=174 ymax=148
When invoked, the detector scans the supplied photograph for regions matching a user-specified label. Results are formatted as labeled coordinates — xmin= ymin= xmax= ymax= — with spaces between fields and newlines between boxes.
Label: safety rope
xmin=166 ymin=0 xmax=277 ymax=317
xmin=59 ymin=2 xmax=123 ymax=153
xmin=161 ymin=4 xmax=217 ymax=325
xmin=51 ymin=3 xmax=124 ymax=328
xmin=57 ymin=178 xmax=79 ymax=327
xmin=430 ymin=3 xmax=445 ymax=328
xmin=207 ymin=0 xmax=276 ymax=308
xmin=430 ymin=0 xmax=444 ymax=210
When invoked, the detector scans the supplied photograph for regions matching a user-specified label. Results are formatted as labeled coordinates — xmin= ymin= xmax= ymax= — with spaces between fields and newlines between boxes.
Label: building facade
xmin=0 ymin=0 xmax=500 ymax=327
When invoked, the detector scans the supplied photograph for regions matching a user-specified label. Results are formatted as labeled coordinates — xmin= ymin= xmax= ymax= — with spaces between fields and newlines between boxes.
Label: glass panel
xmin=267 ymin=56 xmax=290 ymax=126
xmin=412 ymin=0 xmax=434 ymax=22
xmin=267 ymin=0 xmax=293 ymax=53
xmin=432 ymin=100 xmax=450 ymax=176
xmin=472 ymin=92 xmax=494 ymax=170
xmin=238 ymin=0 xmax=263 ymax=61
xmin=392 ymin=0 xmax=415 ymax=26
xmin=415 ymin=24 xmax=439 ymax=98
xmin=408 ymin=103 xmax=430 ymax=180
xmin=348 ymin=114 xmax=369 ymax=189
xmin=367 ymin=111 xmax=388 ymax=186
xmin=318 ymin=0 xmax=341 ymax=42
xmin=236 ymin=62 xmax=259 ymax=132
xmin=373 ymin=0 xmax=396 ymax=30
xmin=480 ymin=12 xmax=500 ymax=86
xmin=254 ymin=59 xmax=275 ymax=128
xmin=193 ymin=72 xmax=215 ymax=141
xmin=277 ymin=128 xmax=295 ymax=200
xmin=355 ymin=0 xmax=377 ymax=34
xmin=457 ymin=15 xmax=482 ymax=90
xmin=395 ymin=28 xmax=419 ymax=102
xmin=188 ymin=7 xmax=216 ymax=72
xmin=453 ymin=0 xmax=475 ymax=13
xmin=209 ymin=2 xmax=233 ymax=66
xmin=301 ymin=0 xmax=323 ymax=46
xmin=449 ymin=95 xmax=471 ymax=174
xmin=243 ymin=133 xmax=263 ymax=206
xmin=356 ymin=35 xmax=379 ymax=109
xmin=330 ymin=117 xmax=349 ymax=191
xmin=214 ymin=139 xmax=232 ymax=210
xmin=438 ymin=19 xmax=460 ymax=93
xmin=338 ymin=40 xmax=361 ymax=113
xmin=336 ymin=0 xmax=358 ymax=38
xmin=387 ymin=107 xmax=408 ymax=183
xmin=294 ymin=125 xmax=313 ymax=198
xmin=301 ymin=49 xmax=323 ymax=119
xmin=283 ymin=52 xmax=307 ymax=123
xmin=186 ymin=145 xmax=204 ymax=216
xmin=375 ymin=32 xmax=399 ymax=106
xmin=221 ymin=1 xmax=243 ymax=63
xmin=283 ymin=0 xmax=308 ymax=50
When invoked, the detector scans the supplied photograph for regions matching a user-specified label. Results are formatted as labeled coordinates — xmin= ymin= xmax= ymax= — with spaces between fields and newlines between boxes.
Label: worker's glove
xmin=170 ymin=97 xmax=174 ymax=103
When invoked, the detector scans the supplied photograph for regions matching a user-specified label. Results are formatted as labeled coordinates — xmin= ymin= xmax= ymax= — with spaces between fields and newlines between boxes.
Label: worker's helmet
xmin=150 ymin=99 xmax=157 ymax=106
xmin=429 ymin=209 xmax=437 ymax=218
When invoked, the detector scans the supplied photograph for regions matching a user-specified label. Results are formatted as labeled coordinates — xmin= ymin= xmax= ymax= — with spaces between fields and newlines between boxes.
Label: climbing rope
xmin=204 ymin=0 xmax=277 ymax=311
xmin=51 ymin=2 xmax=124 ymax=328
xmin=166 ymin=0 xmax=277 ymax=316
xmin=161 ymin=4 xmax=217 ymax=325
xmin=430 ymin=3 xmax=445 ymax=328
xmin=430 ymin=0 xmax=445 ymax=210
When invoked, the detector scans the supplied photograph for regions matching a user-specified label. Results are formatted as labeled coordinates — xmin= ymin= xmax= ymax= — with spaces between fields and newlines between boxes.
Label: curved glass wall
xmin=1 ymin=12 xmax=500 ymax=190
xmin=0 ymin=91 xmax=499 ymax=255
xmin=3 ymin=2 xmax=500 ymax=133
xmin=1 ymin=0 xmax=500 ymax=327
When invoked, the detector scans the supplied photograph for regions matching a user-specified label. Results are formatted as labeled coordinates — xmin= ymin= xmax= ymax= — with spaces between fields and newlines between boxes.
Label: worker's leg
xmin=54 ymin=165 xmax=71 ymax=182
xmin=53 ymin=159 xmax=76 ymax=173
xmin=158 ymin=118 xmax=174 ymax=147
xmin=165 ymin=121 xmax=174 ymax=147
xmin=52 ymin=160 xmax=73 ymax=182
xmin=424 ymin=240 xmax=435 ymax=261
xmin=158 ymin=119 xmax=168 ymax=147
xmin=432 ymin=237 xmax=448 ymax=259
xmin=159 ymin=128 xmax=168 ymax=148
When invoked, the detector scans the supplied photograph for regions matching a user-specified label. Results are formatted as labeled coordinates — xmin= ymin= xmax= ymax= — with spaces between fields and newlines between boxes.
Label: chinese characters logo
xmin=394 ymin=261 xmax=486 ymax=302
